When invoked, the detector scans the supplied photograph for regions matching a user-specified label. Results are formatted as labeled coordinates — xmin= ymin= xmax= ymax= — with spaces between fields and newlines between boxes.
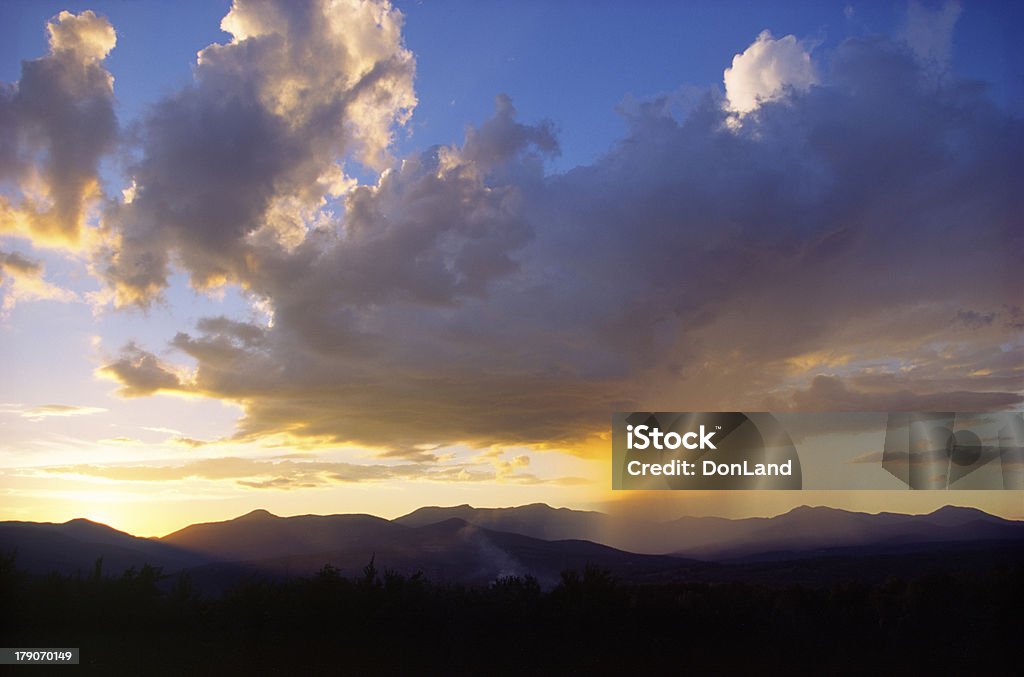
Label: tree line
xmin=1 ymin=551 xmax=1020 ymax=673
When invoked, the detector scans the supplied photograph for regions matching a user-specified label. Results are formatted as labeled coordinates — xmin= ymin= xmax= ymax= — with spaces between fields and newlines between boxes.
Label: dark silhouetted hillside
xmin=162 ymin=509 xmax=403 ymax=561
xmin=3 ymin=505 xmax=1022 ymax=590
xmin=0 ymin=519 xmax=207 ymax=576
xmin=180 ymin=517 xmax=696 ymax=592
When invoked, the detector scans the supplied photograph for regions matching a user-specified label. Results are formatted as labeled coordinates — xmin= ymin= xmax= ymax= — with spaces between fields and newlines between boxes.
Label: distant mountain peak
xmin=521 ymin=502 xmax=560 ymax=511
xmin=64 ymin=517 xmax=104 ymax=526
xmin=780 ymin=505 xmax=849 ymax=517
xmin=60 ymin=518 xmax=126 ymax=535
xmin=924 ymin=505 xmax=1005 ymax=526
xmin=929 ymin=505 xmax=985 ymax=516
xmin=236 ymin=509 xmax=277 ymax=521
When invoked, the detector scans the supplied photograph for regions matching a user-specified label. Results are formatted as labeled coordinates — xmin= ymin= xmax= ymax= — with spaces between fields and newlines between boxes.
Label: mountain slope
xmin=4 ymin=504 xmax=1021 ymax=585
xmin=182 ymin=517 xmax=696 ymax=591
xmin=162 ymin=509 xmax=403 ymax=562
xmin=396 ymin=502 xmax=660 ymax=552
xmin=0 ymin=519 xmax=207 ymax=575
xmin=395 ymin=504 xmax=1024 ymax=559
xmin=665 ymin=505 xmax=1024 ymax=558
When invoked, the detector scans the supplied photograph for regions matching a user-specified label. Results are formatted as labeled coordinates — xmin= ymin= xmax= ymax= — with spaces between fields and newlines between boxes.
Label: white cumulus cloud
xmin=724 ymin=30 xmax=817 ymax=115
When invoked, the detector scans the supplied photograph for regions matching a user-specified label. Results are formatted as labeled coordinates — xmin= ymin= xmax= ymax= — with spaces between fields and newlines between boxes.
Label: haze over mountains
xmin=2 ymin=504 xmax=1022 ymax=590
xmin=394 ymin=503 xmax=1024 ymax=558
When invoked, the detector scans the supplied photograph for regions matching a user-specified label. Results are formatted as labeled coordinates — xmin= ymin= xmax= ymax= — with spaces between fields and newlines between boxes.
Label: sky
xmin=0 ymin=0 xmax=1021 ymax=536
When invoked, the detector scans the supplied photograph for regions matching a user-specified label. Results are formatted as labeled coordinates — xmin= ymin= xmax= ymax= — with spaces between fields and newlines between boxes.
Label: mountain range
xmin=395 ymin=503 xmax=1024 ymax=558
xmin=2 ymin=504 xmax=1021 ymax=590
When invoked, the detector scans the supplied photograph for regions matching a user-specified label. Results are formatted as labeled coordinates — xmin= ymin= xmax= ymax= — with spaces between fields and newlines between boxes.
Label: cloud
xmin=0 ymin=0 xmax=987 ymax=461
xmin=784 ymin=374 xmax=1022 ymax=412
xmin=723 ymin=30 xmax=817 ymax=114
xmin=98 ymin=0 xmax=416 ymax=306
xmin=100 ymin=436 xmax=140 ymax=445
xmin=0 ymin=251 xmax=41 ymax=276
xmin=141 ymin=426 xmax=183 ymax=436
xmin=26 ymin=404 xmax=106 ymax=418
xmin=378 ymin=446 xmax=442 ymax=463
xmin=0 ymin=403 xmax=107 ymax=421
xmin=42 ymin=453 xmax=554 ymax=488
xmin=955 ymin=309 xmax=995 ymax=329
xmin=237 ymin=477 xmax=320 ymax=490
xmin=97 ymin=342 xmax=187 ymax=397
xmin=90 ymin=18 xmax=1023 ymax=457
xmin=46 ymin=9 xmax=117 ymax=61
xmin=173 ymin=437 xmax=212 ymax=449
xmin=494 ymin=453 xmax=530 ymax=480
xmin=904 ymin=0 xmax=962 ymax=69
xmin=0 ymin=250 xmax=76 ymax=313
xmin=0 ymin=10 xmax=117 ymax=247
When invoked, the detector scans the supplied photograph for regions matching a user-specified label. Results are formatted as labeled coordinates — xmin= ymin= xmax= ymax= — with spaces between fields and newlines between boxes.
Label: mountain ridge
xmin=393 ymin=503 xmax=1024 ymax=556
xmin=2 ymin=504 xmax=1021 ymax=588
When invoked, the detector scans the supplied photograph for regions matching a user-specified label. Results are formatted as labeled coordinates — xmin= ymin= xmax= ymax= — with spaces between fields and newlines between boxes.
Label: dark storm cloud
xmin=787 ymin=374 xmax=1022 ymax=412
xmin=956 ymin=310 xmax=996 ymax=329
xmin=95 ymin=4 xmax=1021 ymax=454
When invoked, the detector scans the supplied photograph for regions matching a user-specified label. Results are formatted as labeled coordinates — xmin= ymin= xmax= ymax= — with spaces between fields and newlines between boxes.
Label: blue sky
xmin=4 ymin=0 xmax=1019 ymax=174
xmin=0 ymin=1 xmax=1021 ymax=534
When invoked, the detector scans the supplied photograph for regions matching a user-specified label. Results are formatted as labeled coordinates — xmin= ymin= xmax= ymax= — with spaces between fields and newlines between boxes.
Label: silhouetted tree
xmin=0 ymin=550 xmax=1019 ymax=673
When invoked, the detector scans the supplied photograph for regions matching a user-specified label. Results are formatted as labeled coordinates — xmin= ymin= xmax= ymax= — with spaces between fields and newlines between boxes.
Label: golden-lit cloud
xmin=4 ymin=2 xmax=1022 ymax=472
xmin=0 ymin=250 xmax=77 ymax=313
xmin=39 ymin=453 xmax=586 ymax=490
xmin=95 ymin=26 xmax=1022 ymax=458
xmin=98 ymin=0 xmax=416 ymax=307
xmin=0 ymin=10 xmax=117 ymax=247
xmin=0 ymin=403 xmax=106 ymax=421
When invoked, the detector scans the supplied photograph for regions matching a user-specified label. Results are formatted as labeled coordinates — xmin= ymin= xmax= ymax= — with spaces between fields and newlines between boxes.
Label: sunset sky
xmin=1 ymin=0 xmax=1021 ymax=536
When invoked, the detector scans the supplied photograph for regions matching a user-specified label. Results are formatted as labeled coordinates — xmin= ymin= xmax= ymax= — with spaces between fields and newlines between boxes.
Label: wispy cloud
xmin=39 ymin=453 xmax=582 ymax=489
xmin=0 ymin=251 xmax=77 ymax=314
xmin=1 ymin=403 xmax=107 ymax=421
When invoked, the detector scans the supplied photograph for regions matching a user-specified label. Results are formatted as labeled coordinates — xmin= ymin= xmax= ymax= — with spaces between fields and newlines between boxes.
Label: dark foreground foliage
xmin=1 ymin=552 xmax=1021 ymax=675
